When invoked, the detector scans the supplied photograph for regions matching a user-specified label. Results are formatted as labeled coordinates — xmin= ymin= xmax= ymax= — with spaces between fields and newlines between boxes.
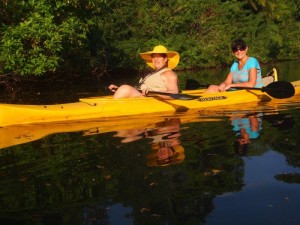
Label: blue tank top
xmin=230 ymin=57 xmax=263 ymax=88
xmin=232 ymin=117 xmax=262 ymax=139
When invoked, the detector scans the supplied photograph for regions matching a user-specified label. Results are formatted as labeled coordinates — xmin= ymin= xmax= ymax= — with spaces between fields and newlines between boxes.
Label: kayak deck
xmin=0 ymin=80 xmax=299 ymax=127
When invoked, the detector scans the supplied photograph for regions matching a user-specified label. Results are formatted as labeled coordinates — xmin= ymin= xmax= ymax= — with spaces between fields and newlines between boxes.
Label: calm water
xmin=1 ymin=61 xmax=300 ymax=225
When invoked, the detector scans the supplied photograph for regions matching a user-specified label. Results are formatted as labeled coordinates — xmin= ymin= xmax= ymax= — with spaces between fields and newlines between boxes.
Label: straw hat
xmin=146 ymin=144 xmax=185 ymax=166
xmin=140 ymin=45 xmax=180 ymax=69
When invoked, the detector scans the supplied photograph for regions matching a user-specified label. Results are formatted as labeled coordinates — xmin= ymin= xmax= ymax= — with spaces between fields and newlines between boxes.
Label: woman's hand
xmin=219 ymin=83 xmax=232 ymax=92
xmin=108 ymin=84 xmax=119 ymax=92
xmin=218 ymin=83 xmax=227 ymax=92
xmin=224 ymin=84 xmax=233 ymax=91
xmin=141 ymin=88 xmax=150 ymax=96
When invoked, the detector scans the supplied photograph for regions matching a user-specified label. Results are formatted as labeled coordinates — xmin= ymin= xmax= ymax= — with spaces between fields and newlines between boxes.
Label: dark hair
xmin=234 ymin=141 xmax=249 ymax=156
xmin=151 ymin=53 xmax=167 ymax=58
xmin=231 ymin=39 xmax=247 ymax=52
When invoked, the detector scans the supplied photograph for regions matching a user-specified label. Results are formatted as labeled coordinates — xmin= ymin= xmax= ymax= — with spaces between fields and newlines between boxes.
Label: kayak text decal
xmin=197 ymin=96 xmax=227 ymax=101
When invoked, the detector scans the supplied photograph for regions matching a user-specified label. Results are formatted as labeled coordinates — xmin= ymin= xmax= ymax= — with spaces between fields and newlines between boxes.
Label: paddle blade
xmin=263 ymin=81 xmax=295 ymax=99
xmin=185 ymin=79 xmax=208 ymax=90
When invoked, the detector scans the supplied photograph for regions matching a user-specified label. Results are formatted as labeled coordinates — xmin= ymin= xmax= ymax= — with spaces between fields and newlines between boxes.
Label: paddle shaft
xmin=232 ymin=86 xmax=265 ymax=91
xmin=110 ymin=87 xmax=199 ymax=100
xmin=140 ymin=90 xmax=199 ymax=100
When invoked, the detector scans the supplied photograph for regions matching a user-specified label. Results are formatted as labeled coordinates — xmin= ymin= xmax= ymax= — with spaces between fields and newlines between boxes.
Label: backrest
xmin=262 ymin=68 xmax=278 ymax=86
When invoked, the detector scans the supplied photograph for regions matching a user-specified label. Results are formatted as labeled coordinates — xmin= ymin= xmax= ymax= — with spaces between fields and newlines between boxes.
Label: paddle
xmin=110 ymin=87 xmax=199 ymax=100
xmin=233 ymin=81 xmax=295 ymax=99
xmin=185 ymin=79 xmax=209 ymax=90
xmin=142 ymin=90 xmax=199 ymax=100
xmin=185 ymin=79 xmax=295 ymax=99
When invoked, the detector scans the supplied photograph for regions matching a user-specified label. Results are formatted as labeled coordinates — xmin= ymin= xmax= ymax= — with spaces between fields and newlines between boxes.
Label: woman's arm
xmin=224 ymin=68 xmax=257 ymax=90
xmin=162 ymin=70 xmax=179 ymax=94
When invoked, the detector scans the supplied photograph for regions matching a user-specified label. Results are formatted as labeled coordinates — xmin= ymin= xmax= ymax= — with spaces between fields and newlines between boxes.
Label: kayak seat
xmin=262 ymin=68 xmax=278 ymax=87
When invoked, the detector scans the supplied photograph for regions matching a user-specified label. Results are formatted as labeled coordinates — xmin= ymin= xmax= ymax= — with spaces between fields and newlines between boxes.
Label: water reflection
xmin=1 ymin=98 xmax=300 ymax=224
xmin=0 ymin=109 xmax=300 ymax=225
xmin=114 ymin=118 xmax=185 ymax=166
xmin=146 ymin=118 xmax=184 ymax=166
xmin=231 ymin=113 xmax=263 ymax=156
xmin=264 ymin=113 xmax=295 ymax=130
xmin=0 ymin=112 xmax=208 ymax=150
xmin=274 ymin=172 xmax=300 ymax=184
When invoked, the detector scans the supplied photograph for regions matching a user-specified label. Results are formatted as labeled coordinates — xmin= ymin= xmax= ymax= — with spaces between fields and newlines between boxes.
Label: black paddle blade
xmin=185 ymin=79 xmax=208 ymax=90
xmin=263 ymin=81 xmax=295 ymax=99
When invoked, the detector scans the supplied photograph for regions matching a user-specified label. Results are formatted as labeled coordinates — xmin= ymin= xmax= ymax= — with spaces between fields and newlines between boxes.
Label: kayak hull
xmin=0 ymin=80 xmax=299 ymax=127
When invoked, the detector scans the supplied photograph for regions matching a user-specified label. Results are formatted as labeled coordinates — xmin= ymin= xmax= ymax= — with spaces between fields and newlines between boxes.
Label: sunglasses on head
xmin=232 ymin=46 xmax=246 ymax=53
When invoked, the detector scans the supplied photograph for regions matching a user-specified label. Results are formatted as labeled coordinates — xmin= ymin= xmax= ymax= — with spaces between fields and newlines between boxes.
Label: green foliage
xmin=0 ymin=0 xmax=299 ymax=77
xmin=0 ymin=0 xmax=108 ymax=76
xmin=104 ymin=0 xmax=300 ymax=70
xmin=1 ymin=11 xmax=62 ymax=75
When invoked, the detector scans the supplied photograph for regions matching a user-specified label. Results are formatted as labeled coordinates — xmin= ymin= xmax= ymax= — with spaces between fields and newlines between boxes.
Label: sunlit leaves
xmin=0 ymin=0 xmax=108 ymax=76
xmin=1 ymin=13 xmax=61 ymax=75
xmin=0 ymin=0 xmax=299 ymax=76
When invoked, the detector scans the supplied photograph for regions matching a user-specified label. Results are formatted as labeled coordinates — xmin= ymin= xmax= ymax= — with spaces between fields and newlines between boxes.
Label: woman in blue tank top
xmin=205 ymin=39 xmax=263 ymax=93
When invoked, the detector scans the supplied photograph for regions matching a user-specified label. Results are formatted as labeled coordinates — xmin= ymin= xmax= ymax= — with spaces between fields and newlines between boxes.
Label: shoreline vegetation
xmin=0 ymin=0 xmax=300 ymax=100
xmin=1 ymin=58 xmax=299 ymax=105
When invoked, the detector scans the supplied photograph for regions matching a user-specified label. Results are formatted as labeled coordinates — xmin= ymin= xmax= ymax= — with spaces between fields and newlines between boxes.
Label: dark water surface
xmin=1 ymin=61 xmax=300 ymax=225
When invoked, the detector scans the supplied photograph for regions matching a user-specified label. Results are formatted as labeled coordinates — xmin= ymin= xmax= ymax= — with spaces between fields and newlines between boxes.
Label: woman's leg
xmin=113 ymin=85 xmax=143 ymax=98
xmin=203 ymin=85 xmax=220 ymax=94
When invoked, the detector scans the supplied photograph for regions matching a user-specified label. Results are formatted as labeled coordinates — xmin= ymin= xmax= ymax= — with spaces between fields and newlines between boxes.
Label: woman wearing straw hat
xmin=108 ymin=45 xmax=180 ymax=99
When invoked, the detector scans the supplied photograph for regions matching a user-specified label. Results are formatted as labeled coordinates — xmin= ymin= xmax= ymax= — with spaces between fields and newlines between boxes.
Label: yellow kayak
xmin=0 ymin=80 xmax=299 ymax=127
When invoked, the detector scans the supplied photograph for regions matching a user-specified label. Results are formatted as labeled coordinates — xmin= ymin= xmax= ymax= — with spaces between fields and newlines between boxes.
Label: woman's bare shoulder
xmin=161 ymin=69 xmax=178 ymax=77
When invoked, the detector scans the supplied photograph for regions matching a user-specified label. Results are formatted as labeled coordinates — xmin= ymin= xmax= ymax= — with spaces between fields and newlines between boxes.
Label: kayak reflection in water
xmin=231 ymin=113 xmax=263 ymax=156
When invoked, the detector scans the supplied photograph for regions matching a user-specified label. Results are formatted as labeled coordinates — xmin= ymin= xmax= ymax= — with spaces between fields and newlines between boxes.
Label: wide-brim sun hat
xmin=146 ymin=144 xmax=185 ymax=167
xmin=140 ymin=45 xmax=180 ymax=69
